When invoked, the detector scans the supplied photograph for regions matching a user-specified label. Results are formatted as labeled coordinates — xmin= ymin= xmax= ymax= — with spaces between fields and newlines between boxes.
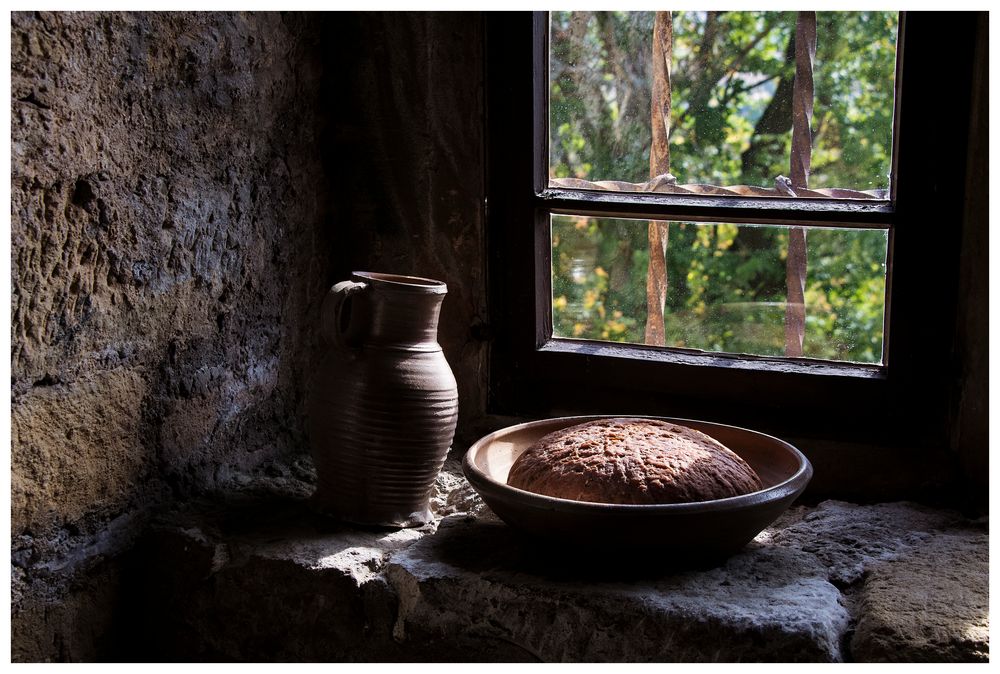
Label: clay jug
xmin=308 ymin=272 xmax=459 ymax=528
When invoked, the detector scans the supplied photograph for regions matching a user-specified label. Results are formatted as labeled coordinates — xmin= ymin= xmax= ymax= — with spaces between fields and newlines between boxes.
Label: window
xmin=548 ymin=11 xmax=896 ymax=365
xmin=485 ymin=11 xmax=980 ymax=453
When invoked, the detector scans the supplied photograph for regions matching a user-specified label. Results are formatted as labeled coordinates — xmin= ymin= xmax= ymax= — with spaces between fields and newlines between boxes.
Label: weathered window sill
xmin=126 ymin=460 xmax=988 ymax=663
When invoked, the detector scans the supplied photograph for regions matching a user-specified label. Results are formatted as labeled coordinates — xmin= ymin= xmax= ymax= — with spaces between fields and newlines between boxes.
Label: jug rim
xmin=352 ymin=271 xmax=447 ymax=294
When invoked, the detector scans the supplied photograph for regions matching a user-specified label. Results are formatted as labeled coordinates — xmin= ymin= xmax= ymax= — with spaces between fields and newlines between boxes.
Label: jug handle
xmin=321 ymin=280 xmax=368 ymax=349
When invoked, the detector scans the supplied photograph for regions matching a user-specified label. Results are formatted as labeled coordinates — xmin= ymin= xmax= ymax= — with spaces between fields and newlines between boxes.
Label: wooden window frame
xmin=484 ymin=11 xmax=980 ymax=451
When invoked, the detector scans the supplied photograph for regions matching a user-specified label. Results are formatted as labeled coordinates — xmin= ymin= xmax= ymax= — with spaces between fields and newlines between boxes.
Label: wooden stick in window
xmin=785 ymin=11 xmax=816 ymax=358
xmin=645 ymin=10 xmax=673 ymax=347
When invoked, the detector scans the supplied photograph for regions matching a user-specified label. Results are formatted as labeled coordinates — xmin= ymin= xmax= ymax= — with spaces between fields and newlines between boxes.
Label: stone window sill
xmin=128 ymin=457 xmax=988 ymax=663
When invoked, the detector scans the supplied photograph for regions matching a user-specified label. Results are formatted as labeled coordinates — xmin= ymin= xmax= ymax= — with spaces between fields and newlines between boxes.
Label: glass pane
xmin=549 ymin=11 xmax=898 ymax=197
xmin=551 ymin=214 xmax=888 ymax=364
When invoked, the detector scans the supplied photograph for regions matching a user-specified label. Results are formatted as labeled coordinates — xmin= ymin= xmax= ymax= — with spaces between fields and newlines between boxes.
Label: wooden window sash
xmin=536 ymin=10 xmax=898 ymax=368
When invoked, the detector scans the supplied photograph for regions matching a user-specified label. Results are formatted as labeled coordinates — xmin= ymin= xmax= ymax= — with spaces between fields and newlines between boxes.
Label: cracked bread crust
xmin=507 ymin=418 xmax=763 ymax=505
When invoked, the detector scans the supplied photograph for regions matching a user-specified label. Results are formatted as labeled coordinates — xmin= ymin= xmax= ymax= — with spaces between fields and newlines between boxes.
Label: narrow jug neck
xmin=352 ymin=272 xmax=447 ymax=351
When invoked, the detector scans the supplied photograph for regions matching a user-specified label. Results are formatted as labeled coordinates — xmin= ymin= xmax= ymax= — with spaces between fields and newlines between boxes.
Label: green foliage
xmin=550 ymin=11 xmax=654 ymax=182
xmin=551 ymin=216 xmax=643 ymax=341
xmin=802 ymin=228 xmax=889 ymax=361
xmin=549 ymin=11 xmax=896 ymax=363
xmin=810 ymin=11 xmax=898 ymax=190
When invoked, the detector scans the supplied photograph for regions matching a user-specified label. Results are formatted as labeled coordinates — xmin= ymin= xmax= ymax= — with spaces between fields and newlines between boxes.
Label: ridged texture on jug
xmin=308 ymin=272 xmax=459 ymax=528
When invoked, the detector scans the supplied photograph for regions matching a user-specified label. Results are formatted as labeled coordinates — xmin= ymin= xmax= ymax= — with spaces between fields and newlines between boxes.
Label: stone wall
xmin=11 ymin=11 xmax=338 ymax=659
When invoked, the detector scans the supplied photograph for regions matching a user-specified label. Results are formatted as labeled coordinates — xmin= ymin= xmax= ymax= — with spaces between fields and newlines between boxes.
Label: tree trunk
xmin=740 ymin=27 xmax=796 ymax=184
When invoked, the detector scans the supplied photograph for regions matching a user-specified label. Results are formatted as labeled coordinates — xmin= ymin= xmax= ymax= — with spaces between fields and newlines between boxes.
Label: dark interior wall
xmin=11 ymin=11 xmax=335 ymax=659
xmin=322 ymin=12 xmax=488 ymax=441
xmin=949 ymin=12 xmax=989 ymax=503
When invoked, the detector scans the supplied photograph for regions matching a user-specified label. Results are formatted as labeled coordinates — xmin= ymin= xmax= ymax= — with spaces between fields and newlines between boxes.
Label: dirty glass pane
xmin=551 ymin=214 xmax=888 ymax=364
xmin=549 ymin=11 xmax=898 ymax=196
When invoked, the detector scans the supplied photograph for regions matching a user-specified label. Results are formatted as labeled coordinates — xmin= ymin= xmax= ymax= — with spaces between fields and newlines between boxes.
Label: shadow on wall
xmin=319 ymin=12 xmax=489 ymax=440
xmin=11 ymin=11 xmax=339 ymax=661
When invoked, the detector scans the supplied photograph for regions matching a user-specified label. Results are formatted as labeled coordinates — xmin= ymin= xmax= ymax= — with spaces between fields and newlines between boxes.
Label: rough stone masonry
xmin=11 ymin=12 xmax=336 ymax=658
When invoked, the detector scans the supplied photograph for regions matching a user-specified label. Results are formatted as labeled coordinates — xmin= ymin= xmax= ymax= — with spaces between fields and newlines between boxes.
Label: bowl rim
xmin=462 ymin=414 xmax=813 ymax=514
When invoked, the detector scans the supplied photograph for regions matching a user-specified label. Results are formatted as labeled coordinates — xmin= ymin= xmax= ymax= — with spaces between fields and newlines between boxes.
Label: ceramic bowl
xmin=462 ymin=415 xmax=812 ymax=563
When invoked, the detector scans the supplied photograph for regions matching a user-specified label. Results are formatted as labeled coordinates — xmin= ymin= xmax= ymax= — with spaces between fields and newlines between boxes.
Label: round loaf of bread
xmin=507 ymin=418 xmax=763 ymax=504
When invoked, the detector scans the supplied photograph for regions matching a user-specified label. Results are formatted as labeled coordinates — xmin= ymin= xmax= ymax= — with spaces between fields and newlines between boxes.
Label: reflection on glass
xmin=549 ymin=11 xmax=898 ymax=196
xmin=551 ymin=214 xmax=888 ymax=364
